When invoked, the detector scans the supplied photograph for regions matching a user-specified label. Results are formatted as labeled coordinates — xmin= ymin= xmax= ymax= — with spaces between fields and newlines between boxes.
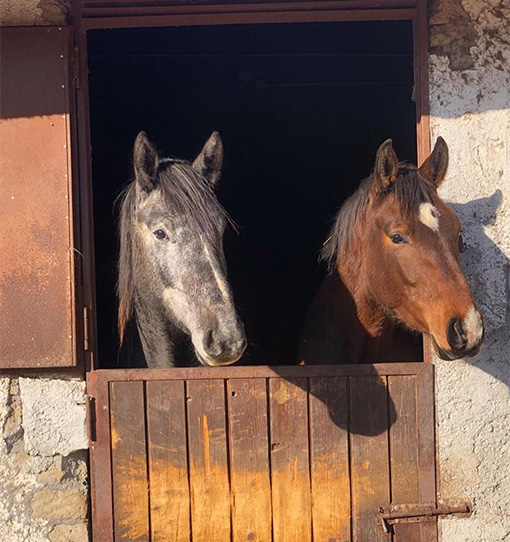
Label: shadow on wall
xmin=268 ymin=190 xmax=507 ymax=437
xmin=450 ymin=189 xmax=509 ymax=387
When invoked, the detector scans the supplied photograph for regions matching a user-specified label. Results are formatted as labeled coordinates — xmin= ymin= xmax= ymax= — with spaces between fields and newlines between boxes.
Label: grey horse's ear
xmin=372 ymin=138 xmax=398 ymax=194
xmin=192 ymin=131 xmax=224 ymax=187
xmin=134 ymin=131 xmax=159 ymax=192
xmin=419 ymin=137 xmax=449 ymax=188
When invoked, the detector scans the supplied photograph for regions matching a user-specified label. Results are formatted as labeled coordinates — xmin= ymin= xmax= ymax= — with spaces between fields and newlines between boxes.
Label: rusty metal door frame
xmin=72 ymin=0 xmax=431 ymax=370
xmin=87 ymin=362 xmax=437 ymax=541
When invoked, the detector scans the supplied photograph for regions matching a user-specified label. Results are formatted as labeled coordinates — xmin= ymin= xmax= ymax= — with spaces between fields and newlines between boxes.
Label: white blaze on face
xmin=419 ymin=202 xmax=440 ymax=232
xmin=202 ymin=240 xmax=231 ymax=305
xmin=463 ymin=306 xmax=483 ymax=348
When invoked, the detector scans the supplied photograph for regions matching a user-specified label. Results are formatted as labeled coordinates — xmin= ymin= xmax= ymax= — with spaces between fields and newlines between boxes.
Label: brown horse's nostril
xmin=447 ymin=317 xmax=467 ymax=352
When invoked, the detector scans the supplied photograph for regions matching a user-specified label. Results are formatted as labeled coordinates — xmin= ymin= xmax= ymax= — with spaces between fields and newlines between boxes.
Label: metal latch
xmin=377 ymin=502 xmax=472 ymax=533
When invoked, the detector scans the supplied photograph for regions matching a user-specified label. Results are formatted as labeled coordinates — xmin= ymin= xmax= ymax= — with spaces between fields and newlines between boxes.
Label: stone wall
xmin=0 ymin=376 xmax=88 ymax=542
xmin=0 ymin=0 xmax=70 ymax=26
xmin=429 ymin=1 xmax=510 ymax=541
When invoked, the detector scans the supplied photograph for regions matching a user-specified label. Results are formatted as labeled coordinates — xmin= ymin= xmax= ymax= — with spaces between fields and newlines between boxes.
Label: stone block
xmin=19 ymin=378 xmax=87 ymax=457
xmin=31 ymin=489 xmax=87 ymax=521
xmin=49 ymin=523 xmax=89 ymax=542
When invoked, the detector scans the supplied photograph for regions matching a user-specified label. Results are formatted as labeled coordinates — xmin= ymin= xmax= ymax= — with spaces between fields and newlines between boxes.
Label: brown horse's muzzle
xmin=434 ymin=308 xmax=484 ymax=360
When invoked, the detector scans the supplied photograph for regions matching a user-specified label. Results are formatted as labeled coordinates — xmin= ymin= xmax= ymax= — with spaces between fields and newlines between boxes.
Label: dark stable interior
xmin=88 ymin=21 xmax=422 ymax=368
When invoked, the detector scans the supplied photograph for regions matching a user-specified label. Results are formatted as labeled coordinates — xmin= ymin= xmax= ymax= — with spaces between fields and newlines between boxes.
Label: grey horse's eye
xmin=153 ymin=229 xmax=167 ymax=241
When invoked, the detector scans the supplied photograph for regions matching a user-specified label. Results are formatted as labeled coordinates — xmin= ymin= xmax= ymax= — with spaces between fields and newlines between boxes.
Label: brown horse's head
xmin=326 ymin=138 xmax=484 ymax=360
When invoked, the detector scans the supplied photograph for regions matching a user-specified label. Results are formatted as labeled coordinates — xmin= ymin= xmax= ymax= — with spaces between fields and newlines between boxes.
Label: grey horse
xmin=117 ymin=131 xmax=246 ymax=368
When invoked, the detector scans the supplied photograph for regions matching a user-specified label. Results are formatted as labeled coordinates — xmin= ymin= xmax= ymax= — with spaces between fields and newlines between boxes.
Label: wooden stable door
xmin=88 ymin=363 xmax=437 ymax=542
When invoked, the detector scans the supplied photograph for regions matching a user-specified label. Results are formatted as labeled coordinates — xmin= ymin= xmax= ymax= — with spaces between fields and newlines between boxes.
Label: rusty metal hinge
xmin=72 ymin=45 xmax=81 ymax=89
xmin=86 ymin=395 xmax=97 ymax=443
xmin=83 ymin=306 xmax=90 ymax=351
xmin=377 ymin=502 xmax=472 ymax=533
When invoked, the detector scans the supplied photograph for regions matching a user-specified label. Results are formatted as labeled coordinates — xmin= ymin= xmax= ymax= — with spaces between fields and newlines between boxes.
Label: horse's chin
xmin=194 ymin=349 xmax=240 ymax=368
xmin=431 ymin=336 xmax=481 ymax=360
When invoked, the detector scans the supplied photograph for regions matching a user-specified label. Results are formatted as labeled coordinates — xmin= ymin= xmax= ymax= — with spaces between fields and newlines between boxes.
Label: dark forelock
xmin=320 ymin=164 xmax=436 ymax=272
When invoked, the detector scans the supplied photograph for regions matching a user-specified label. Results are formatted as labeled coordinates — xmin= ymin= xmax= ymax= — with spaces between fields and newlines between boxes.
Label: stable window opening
xmin=87 ymin=20 xmax=422 ymax=368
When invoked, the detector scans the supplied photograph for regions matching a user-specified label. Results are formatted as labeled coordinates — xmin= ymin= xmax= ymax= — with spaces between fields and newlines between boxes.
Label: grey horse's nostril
xmin=447 ymin=317 xmax=467 ymax=351
xmin=203 ymin=329 xmax=222 ymax=358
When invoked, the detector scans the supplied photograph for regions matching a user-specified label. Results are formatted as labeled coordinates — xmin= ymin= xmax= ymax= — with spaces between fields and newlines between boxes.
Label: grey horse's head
xmin=118 ymin=131 xmax=246 ymax=367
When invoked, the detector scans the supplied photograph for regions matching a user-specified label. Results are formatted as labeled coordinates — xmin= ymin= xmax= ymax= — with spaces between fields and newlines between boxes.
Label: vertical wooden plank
xmin=110 ymin=381 xmax=149 ymax=542
xmin=389 ymin=375 xmax=420 ymax=542
xmin=350 ymin=376 xmax=391 ymax=542
xmin=228 ymin=378 xmax=272 ymax=542
xmin=309 ymin=377 xmax=351 ymax=542
xmin=417 ymin=365 xmax=439 ymax=542
xmin=146 ymin=380 xmax=190 ymax=542
xmin=269 ymin=378 xmax=312 ymax=542
xmin=88 ymin=372 xmax=114 ymax=542
xmin=187 ymin=379 xmax=231 ymax=542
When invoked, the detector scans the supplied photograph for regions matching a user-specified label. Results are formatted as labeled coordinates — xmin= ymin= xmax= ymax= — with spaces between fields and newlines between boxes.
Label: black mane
xmin=321 ymin=164 xmax=436 ymax=272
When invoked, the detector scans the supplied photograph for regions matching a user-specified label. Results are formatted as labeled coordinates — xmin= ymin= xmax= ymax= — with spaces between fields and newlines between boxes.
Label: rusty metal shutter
xmin=0 ymin=27 xmax=77 ymax=368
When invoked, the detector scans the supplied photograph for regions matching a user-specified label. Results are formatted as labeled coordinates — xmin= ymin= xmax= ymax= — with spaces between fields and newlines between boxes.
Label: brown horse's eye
xmin=390 ymin=232 xmax=408 ymax=245
xmin=153 ymin=229 xmax=167 ymax=240
xmin=458 ymin=232 xmax=466 ymax=253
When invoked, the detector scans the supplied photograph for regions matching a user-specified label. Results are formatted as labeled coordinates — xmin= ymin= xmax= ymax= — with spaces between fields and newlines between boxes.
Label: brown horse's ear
xmin=192 ymin=131 xmax=224 ymax=187
xmin=419 ymin=137 xmax=449 ymax=188
xmin=134 ymin=131 xmax=159 ymax=192
xmin=373 ymin=139 xmax=398 ymax=193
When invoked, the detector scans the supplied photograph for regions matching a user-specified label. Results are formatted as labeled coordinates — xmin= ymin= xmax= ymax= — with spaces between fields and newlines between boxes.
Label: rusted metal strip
xmin=377 ymin=502 xmax=472 ymax=523
xmin=81 ymin=0 xmax=418 ymax=18
xmin=81 ymin=6 xmax=416 ymax=30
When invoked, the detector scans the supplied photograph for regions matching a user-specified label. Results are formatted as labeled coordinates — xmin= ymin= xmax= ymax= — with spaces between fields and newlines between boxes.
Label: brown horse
xmin=299 ymin=138 xmax=484 ymax=364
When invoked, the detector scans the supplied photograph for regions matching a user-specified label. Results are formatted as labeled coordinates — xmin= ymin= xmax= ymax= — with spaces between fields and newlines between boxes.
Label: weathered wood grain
xmin=110 ymin=381 xmax=150 ymax=542
xmin=389 ymin=375 xmax=421 ymax=542
xmin=227 ymin=378 xmax=272 ymax=542
xmin=187 ymin=379 xmax=231 ymax=542
xmin=309 ymin=377 xmax=351 ymax=542
xmin=146 ymin=380 xmax=190 ymax=542
xmin=350 ymin=376 xmax=391 ymax=542
xmin=269 ymin=377 xmax=312 ymax=542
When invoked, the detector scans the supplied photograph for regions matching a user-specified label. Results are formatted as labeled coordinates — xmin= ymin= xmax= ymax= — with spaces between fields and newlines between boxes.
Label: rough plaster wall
xmin=0 ymin=0 xmax=71 ymax=26
xmin=0 ymin=375 xmax=88 ymax=542
xmin=429 ymin=1 xmax=510 ymax=541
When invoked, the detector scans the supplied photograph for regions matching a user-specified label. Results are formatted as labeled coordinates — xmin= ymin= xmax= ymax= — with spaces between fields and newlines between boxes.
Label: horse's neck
xmin=299 ymin=272 xmax=412 ymax=364
xmin=134 ymin=296 xmax=178 ymax=368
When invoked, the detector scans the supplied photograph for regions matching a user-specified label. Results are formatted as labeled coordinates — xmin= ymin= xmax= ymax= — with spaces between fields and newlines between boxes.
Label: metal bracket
xmin=86 ymin=394 xmax=97 ymax=443
xmin=83 ymin=306 xmax=90 ymax=351
xmin=72 ymin=45 xmax=81 ymax=89
xmin=376 ymin=502 xmax=472 ymax=532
